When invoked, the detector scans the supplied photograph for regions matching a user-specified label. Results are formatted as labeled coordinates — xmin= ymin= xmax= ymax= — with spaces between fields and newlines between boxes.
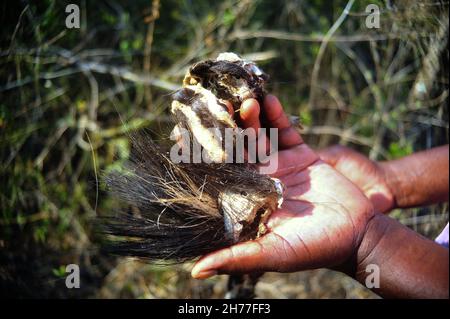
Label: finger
xmin=191 ymin=232 xmax=296 ymax=278
xmin=316 ymin=149 xmax=336 ymax=166
xmin=316 ymin=145 xmax=348 ymax=167
xmin=262 ymin=95 xmax=291 ymax=129
xmin=239 ymin=98 xmax=261 ymax=130
xmin=240 ymin=98 xmax=271 ymax=155
xmin=263 ymin=95 xmax=303 ymax=148
xmin=257 ymin=143 xmax=320 ymax=177
xmin=221 ymin=100 xmax=234 ymax=116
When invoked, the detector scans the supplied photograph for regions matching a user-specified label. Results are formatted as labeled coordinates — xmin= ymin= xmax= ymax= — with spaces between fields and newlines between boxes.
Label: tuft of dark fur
xmin=98 ymin=53 xmax=276 ymax=298
xmin=98 ymin=132 xmax=276 ymax=262
xmin=98 ymin=54 xmax=278 ymax=273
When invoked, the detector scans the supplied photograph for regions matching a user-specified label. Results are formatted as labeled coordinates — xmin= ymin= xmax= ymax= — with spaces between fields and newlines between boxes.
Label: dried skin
xmin=99 ymin=53 xmax=282 ymax=262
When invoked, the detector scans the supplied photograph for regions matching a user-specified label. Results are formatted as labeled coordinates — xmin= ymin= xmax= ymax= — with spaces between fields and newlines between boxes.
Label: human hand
xmin=238 ymin=97 xmax=393 ymax=214
xmin=237 ymin=95 xmax=303 ymax=150
xmin=191 ymin=96 xmax=375 ymax=278
xmin=317 ymin=146 xmax=395 ymax=214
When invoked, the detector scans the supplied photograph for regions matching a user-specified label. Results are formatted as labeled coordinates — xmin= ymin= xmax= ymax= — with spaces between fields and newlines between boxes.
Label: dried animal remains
xmin=99 ymin=53 xmax=284 ymax=298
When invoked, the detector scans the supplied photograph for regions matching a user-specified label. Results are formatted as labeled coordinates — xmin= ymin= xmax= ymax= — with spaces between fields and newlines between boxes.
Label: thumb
xmin=316 ymin=146 xmax=344 ymax=167
xmin=191 ymin=232 xmax=295 ymax=279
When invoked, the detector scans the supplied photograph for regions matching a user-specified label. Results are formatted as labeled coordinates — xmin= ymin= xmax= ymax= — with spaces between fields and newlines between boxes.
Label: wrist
xmin=377 ymin=146 xmax=449 ymax=209
xmin=333 ymin=210 xmax=385 ymax=278
xmin=355 ymin=213 xmax=390 ymax=275
xmin=353 ymin=212 xmax=449 ymax=298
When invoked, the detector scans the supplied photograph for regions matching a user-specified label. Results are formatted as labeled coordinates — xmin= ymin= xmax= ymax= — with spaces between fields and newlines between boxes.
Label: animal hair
xmin=98 ymin=53 xmax=278 ymax=265
xmin=99 ymin=132 xmax=277 ymax=262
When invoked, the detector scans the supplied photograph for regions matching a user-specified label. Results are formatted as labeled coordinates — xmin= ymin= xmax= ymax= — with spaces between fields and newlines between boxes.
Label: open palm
xmin=191 ymin=97 xmax=374 ymax=278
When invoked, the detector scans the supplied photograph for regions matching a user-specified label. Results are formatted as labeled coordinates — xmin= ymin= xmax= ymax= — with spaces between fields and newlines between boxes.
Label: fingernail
xmin=241 ymin=99 xmax=259 ymax=120
xmin=242 ymin=99 xmax=255 ymax=111
xmin=192 ymin=269 xmax=217 ymax=279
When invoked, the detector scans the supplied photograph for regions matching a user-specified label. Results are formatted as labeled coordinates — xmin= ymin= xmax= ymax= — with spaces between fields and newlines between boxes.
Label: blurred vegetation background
xmin=1 ymin=0 xmax=448 ymax=298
